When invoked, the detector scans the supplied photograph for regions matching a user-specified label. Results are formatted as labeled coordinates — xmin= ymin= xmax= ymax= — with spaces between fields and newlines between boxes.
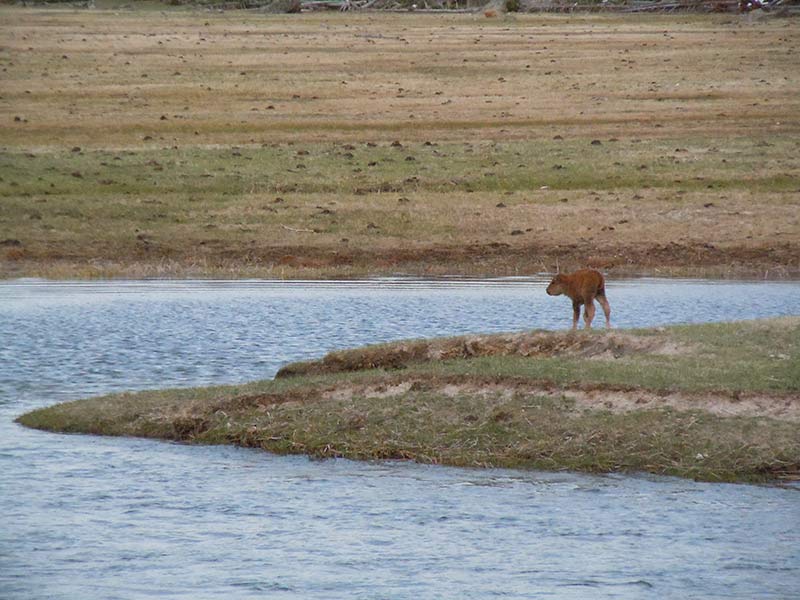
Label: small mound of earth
xmin=276 ymin=330 xmax=689 ymax=378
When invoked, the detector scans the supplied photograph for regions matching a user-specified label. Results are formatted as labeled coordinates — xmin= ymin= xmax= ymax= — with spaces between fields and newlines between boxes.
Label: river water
xmin=1 ymin=277 xmax=798 ymax=599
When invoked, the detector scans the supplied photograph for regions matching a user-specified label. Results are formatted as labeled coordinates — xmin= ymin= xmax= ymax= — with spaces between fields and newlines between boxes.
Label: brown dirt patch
xmin=4 ymin=239 xmax=798 ymax=281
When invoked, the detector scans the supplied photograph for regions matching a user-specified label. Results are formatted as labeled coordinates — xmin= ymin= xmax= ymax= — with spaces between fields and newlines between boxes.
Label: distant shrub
xmin=505 ymin=0 xmax=520 ymax=10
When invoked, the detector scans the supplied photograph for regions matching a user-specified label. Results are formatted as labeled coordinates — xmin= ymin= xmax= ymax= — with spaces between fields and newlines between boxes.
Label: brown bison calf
xmin=546 ymin=268 xmax=611 ymax=330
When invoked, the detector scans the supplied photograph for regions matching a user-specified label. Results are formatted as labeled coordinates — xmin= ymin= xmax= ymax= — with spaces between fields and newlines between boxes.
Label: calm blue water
xmin=1 ymin=277 xmax=798 ymax=599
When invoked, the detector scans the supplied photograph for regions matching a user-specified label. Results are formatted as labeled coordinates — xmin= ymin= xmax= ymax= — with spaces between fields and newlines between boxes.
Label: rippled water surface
xmin=1 ymin=277 xmax=799 ymax=599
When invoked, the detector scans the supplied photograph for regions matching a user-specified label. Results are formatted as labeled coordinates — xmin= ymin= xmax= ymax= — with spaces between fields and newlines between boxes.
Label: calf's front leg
xmin=572 ymin=301 xmax=581 ymax=331
xmin=584 ymin=300 xmax=596 ymax=330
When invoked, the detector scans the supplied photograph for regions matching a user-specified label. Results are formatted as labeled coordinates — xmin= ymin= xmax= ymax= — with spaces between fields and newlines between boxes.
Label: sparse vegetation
xmin=18 ymin=317 xmax=800 ymax=483
xmin=1 ymin=9 xmax=799 ymax=279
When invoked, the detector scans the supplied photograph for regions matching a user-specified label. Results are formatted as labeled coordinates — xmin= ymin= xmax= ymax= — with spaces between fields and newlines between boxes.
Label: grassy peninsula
xmin=18 ymin=317 xmax=800 ymax=484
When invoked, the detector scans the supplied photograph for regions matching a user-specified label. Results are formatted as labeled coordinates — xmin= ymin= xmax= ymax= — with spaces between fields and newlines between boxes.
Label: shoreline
xmin=3 ymin=263 xmax=799 ymax=283
xmin=4 ymin=241 xmax=799 ymax=281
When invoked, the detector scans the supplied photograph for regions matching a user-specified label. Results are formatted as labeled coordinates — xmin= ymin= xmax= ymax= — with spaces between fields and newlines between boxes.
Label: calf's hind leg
xmin=597 ymin=294 xmax=611 ymax=328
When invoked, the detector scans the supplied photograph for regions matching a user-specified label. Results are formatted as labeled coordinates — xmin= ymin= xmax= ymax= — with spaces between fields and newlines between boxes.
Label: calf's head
xmin=546 ymin=275 xmax=566 ymax=296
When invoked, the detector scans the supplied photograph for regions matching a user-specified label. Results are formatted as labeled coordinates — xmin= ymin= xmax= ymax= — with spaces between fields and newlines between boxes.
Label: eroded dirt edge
xmin=320 ymin=378 xmax=800 ymax=423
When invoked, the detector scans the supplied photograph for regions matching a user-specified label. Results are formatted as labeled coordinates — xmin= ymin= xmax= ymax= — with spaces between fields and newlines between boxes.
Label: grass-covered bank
xmin=18 ymin=317 xmax=800 ymax=484
xmin=3 ymin=136 xmax=799 ymax=280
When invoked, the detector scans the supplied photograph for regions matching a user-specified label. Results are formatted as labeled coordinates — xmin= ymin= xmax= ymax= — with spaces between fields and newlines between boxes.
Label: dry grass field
xmin=1 ymin=7 xmax=799 ymax=278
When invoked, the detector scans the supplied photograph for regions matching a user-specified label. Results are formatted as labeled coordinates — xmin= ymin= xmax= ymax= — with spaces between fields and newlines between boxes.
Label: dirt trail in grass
xmin=319 ymin=377 xmax=800 ymax=422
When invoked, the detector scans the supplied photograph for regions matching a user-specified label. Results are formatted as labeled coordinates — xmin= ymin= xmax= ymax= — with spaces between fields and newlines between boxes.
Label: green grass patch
xmin=3 ymin=136 xmax=797 ymax=201
xmin=3 ymin=135 xmax=798 ymax=279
